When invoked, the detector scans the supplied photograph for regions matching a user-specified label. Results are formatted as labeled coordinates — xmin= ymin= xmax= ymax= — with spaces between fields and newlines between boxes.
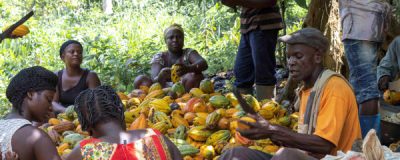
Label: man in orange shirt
xmin=219 ymin=28 xmax=361 ymax=160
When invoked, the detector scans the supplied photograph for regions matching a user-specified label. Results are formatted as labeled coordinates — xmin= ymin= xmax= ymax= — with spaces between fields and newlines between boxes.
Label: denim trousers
xmin=343 ymin=39 xmax=380 ymax=104
xmin=234 ymin=29 xmax=279 ymax=88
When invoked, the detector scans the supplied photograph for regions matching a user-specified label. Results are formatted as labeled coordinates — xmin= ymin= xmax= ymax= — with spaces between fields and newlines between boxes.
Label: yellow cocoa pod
xmin=127 ymin=98 xmax=141 ymax=108
xmin=171 ymin=64 xmax=181 ymax=83
xmin=188 ymin=126 xmax=212 ymax=141
xmin=205 ymin=111 xmax=221 ymax=130
xmin=206 ymin=130 xmax=231 ymax=146
xmin=162 ymin=96 xmax=174 ymax=104
xmin=190 ymin=88 xmax=204 ymax=98
xmin=193 ymin=116 xmax=206 ymax=126
xmin=144 ymin=90 xmax=164 ymax=101
xmin=149 ymin=99 xmax=170 ymax=114
xmin=3 ymin=24 xmax=30 ymax=37
xmin=259 ymin=108 xmax=275 ymax=120
xmin=129 ymin=113 xmax=147 ymax=130
xmin=48 ymin=118 xmax=61 ymax=126
xmin=263 ymin=145 xmax=280 ymax=154
xmin=171 ymin=115 xmax=189 ymax=128
xmin=149 ymin=83 xmax=162 ymax=93
xmin=151 ymin=121 xmax=170 ymax=134
xmin=200 ymin=145 xmax=215 ymax=159
xmin=237 ymin=116 xmax=256 ymax=130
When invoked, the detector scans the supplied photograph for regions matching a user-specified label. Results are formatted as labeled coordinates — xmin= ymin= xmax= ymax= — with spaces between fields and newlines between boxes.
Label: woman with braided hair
xmin=134 ymin=23 xmax=208 ymax=92
xmin=66 ymin=85 xmax=182 ymax=160
xmin=52 ymin=40 xmax=101 ymax=114
xmin=0 ymin=66 xmax=61 ymax=160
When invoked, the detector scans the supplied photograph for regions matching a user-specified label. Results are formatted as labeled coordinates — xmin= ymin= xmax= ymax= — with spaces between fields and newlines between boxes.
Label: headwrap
xmin=164 ymin=23 xmax=184 ymax=38
xmin=6 ymin=66 xmax=58 ymax=112
xmin=59 ymin=40 xmax=83 ymax=58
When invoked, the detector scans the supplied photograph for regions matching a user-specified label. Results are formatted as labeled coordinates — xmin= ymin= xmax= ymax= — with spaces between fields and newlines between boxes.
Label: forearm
xmin=153 ymin=74 xmax=169 ymax=87
xmin=189 ymin=61 xmax=208 ymax=74
xmin=269 ymin=125 xmax=333 ymax=155
xmin=52 ymin=102 xmax=66 ymax=113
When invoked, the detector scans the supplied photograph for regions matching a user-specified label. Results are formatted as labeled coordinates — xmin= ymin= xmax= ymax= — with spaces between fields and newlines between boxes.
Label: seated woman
xmin=134 ymin=24 xmax=208 ymax=92
xmin=66 ymin=85 xmax=182 ymax=160
xmin=52 ymin=40 xmax=101 ymax=113
xmin=0 ymin=66 xmax=61 ymax=160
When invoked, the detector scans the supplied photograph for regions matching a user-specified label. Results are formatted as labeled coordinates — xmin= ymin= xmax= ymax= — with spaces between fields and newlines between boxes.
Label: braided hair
xmin=74 ymin=85 xmax=125 ymax=131
xmin=6 ymin=66 xmax=58 ymax=113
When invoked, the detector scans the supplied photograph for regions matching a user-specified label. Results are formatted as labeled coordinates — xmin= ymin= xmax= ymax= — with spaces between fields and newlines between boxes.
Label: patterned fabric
xmin=339 ymin=0 xmax=391 ymax=42
xmin=150 ymin=48 xmax=194 ymax=67
xmin=0 ymin=119 xmax=31 ymax=160
xmin=80 ymin=129 xmax=172 ymax=160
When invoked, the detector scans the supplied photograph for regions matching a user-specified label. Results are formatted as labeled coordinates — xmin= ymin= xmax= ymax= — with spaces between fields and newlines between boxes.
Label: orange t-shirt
xmin=299 ymin=76 xmax=361 ymax=154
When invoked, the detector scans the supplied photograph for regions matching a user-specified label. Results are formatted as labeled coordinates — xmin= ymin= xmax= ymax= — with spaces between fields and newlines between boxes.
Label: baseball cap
xmin=278 ymin=27 xmax=329 ymax=54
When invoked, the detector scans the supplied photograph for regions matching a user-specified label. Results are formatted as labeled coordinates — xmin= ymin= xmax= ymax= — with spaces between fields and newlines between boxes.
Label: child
xmin=66 ymin=85 xmax=182 ymax=160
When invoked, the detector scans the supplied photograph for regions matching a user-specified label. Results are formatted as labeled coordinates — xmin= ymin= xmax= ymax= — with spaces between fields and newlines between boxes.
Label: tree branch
xmin=0 ymin=11 xmax=34 ymax=43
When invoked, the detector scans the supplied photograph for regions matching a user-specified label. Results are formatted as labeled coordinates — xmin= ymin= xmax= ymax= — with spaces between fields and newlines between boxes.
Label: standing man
xmin=221 ymin=0 xmax=283 ymax=100
xmin=340 ymin=0 xmax=391 ymax=138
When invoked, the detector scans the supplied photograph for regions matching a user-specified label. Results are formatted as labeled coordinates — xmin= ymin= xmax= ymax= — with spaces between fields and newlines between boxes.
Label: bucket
xmin=380 ymin=100 xmax=400 ymax=146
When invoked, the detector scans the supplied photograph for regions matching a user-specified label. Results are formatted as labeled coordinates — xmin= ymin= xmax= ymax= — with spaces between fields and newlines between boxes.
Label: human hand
xmin=0 ymin=151 xmax=19 ymax=160
xmin=159 ymin=67 xmax=171 ymax=78
xmin=378 ymin=76 xmax=391 ymax=91
xmin=175 ymin=64 xmax=191 ymax=76
xmin=237 ymin=114 xmax=273 ymax=140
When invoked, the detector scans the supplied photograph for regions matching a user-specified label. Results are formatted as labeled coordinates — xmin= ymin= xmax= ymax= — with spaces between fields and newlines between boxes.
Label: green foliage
xmin=0 ymin=0 xmax=306 ymax=116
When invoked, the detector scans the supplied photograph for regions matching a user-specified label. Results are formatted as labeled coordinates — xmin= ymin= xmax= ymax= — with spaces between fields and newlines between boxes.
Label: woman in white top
xmin=0 ymin=66 xmax=61 ymax=160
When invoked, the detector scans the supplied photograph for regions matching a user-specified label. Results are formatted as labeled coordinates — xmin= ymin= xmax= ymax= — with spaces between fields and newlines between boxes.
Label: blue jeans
xmin=234 ymin=29 xmax=279 ymax=88
xmin=343 ymin=39 xmax=380 ymax=104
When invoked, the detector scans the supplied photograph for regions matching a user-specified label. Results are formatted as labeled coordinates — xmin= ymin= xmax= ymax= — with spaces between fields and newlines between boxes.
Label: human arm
xmin=12 ymin=126 xmax=61 ymax=160
xmin=377 ymin=37 xmax=400 ymax=91
xmin=151 ymin=63 xmax=171 ymax=85
xmin=0 ymin=151 xmax=19 ymax=160
xmin=87 ymin=71 xmax=101 ymax=89
xmin=238 ymin=115 xmax=334 ymax=157
xmin=150 ymin=53 xmax=171 ymax=85
xmin=65 ymin=145 xmax=83 ymax=160
xmin=238 ymin=78 xmax=357 ymax=157
xmin=162 ymin=135 xmax=183 ymax=160
xmin=52 ymin=87 xmax=66 ymax=113
xmin=221 ymin=0 xmax=277 ymax=9
xmin=175 ymin=50 xmax=208 ymax=76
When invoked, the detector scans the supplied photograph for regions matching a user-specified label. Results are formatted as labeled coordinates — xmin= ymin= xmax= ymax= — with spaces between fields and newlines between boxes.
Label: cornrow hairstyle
xmin=74 ymin=85 xmax=125 ymax=131
xmin=6 ymin=66 xmax=58 ymax=113
xmin=59 ymin=40 xmax=83 ymax=58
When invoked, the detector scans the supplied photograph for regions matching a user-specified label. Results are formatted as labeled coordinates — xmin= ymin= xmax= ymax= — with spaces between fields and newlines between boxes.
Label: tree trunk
xmin=277 ymin=0 xmax=344 ymax=105
xmin=103 ymin=0 xmax=113 ymax=14
xmin=303 ymin=0 xmax=344 ymax=74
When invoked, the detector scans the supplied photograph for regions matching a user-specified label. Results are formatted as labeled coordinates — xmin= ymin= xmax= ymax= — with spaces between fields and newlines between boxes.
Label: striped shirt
xmin=240 ymin=6 xmax=283 ymax=34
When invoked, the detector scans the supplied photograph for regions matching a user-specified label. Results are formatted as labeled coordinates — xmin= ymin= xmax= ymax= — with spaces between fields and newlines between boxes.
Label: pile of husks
xmin=41 ymin=79 xmax=299 ymax=160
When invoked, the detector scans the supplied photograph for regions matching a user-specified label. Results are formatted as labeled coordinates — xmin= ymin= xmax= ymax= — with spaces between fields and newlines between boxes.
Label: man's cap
xmin=278 ymin=27 xmax=329 ymax=53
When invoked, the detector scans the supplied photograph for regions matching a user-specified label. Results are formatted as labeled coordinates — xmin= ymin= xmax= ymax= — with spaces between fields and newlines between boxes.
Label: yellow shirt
xmin=299 ymin=76 xmax=361 ymax=154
